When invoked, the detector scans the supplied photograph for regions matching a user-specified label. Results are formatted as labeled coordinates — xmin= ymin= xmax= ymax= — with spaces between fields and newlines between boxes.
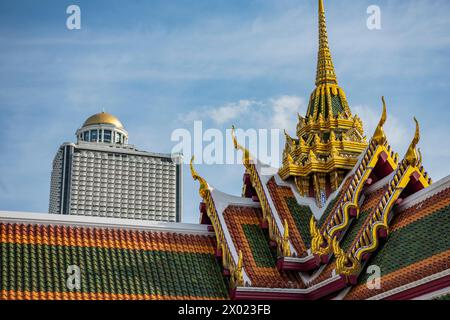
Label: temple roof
xmin=0 ymin=212 xmax=228 ymax=300
xmin=190 ymin=99 xmax=448 ymax=299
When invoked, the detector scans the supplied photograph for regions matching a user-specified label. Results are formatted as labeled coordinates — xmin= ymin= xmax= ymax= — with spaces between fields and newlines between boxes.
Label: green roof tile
xmin=286 ymin=198 xmax=314 ymax=248
xmin=358 ymin=205 xmax=450 ymax=282
xmin=242 ymin=224 xmax=276 ymax=268
xmin=0 ymin=243 xmax=228 ymax=299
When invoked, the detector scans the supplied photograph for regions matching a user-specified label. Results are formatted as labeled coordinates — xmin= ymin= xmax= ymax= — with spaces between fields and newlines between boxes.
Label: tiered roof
xmin=188 ymin=1 xmax=449 ymax=301
xmin=190 ymin=116 xmax=449 ymax=299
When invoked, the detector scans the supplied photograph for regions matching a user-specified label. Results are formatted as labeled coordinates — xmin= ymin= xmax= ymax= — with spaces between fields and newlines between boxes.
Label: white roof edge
xmin=413 ymin=286 xmax=450 ymax=300
xmin=0 ymin=211 xmax=213 ymax=236
xmin=208 ymin=188 xmax=253 ymax=286
xmin=364 ymin=171 xmax=395 ymax=194
xmin=397 ymin=175 xmax=450 ymax=211
xmin=209 ymin=188 xmax=261 ymax=208
xmin=274 ymin=174 xmax=322 ymax=219
xmin=367 ymin=269 xmax=450 ymax=300
xmin=283 ymin=255 xmax=315 ymax=264
xmin=236 ymin=274 xmax=341 ymax=294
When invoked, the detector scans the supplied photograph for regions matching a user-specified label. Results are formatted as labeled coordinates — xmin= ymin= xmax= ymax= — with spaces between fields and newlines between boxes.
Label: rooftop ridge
xmin=0 ymin=211 xmax=212 ymax=236
xmin=397 ymin=175 xmax=450 ymax=211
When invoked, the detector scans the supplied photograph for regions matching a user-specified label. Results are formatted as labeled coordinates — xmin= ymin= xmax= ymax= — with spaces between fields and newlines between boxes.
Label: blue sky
xmin=0 ymin=0 xmax=449 ymax=223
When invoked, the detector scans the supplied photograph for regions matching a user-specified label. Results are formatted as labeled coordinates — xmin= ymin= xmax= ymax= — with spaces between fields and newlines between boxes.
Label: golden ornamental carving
xmin=282 ymin=219 xmax=291 ymax=257
xmin=372 ymin=96 xmax=387 ymax=144
xmin=190 ymin=156 xmax=210 ymax=199
xmin=332 ymin=237 xmax=360 ymax=276
xmin=404 ymin=118 xmax=420 ymax=166
xmin=310 ymin=216 xmax=333 ymax=256
xmin=231 ymin=250 xmax=244 ymax=288
xmin=231 ymin=125 xmax=252 ymax=168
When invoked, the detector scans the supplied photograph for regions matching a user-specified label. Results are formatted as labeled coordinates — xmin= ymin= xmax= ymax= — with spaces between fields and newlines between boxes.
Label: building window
xmin=116 ymin=133 xmax=122 ymax=144
xmin=83 ymin=131 xmax=89 ymax=141
xmin=104 ymin=130 xmax=112 ymax=143
xmin=91 ymin=130 xmax=98 ymax=142
xmin=99 ymin=129 xmax=103 ymax=142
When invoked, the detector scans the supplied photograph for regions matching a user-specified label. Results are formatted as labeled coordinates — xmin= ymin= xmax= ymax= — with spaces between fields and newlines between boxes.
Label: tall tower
xmin=278 ymin=0 xmax=368 ymax=206
xmin=49 ymin=112 xmax=183 ymax=222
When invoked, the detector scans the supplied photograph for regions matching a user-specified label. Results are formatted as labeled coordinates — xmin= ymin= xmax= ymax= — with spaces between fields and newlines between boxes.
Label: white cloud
xmin=353 ymin=104 xmax=409 ymax=152
xmin=270 ymin=96 xmax=306 ymax=132
xmin=208 ymin=100 xmax=256 ymax=124
xmin=182 ymin=99 xmax=258 ymax=124
xmin=181 ymin=95 xmax=306 ymax=132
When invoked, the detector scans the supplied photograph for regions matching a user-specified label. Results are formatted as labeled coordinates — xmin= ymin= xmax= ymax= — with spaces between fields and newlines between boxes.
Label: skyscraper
xmin=49 ymin=112 xmax=182 ymax=222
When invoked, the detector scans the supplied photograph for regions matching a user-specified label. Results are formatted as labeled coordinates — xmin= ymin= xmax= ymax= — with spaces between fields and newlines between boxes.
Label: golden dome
xmin=82 ymin=112 xmax=124 ymax=129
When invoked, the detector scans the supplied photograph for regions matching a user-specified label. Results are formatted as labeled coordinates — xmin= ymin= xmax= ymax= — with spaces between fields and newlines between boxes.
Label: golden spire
xmin=316 ymin=0 xmax=338 ymax=86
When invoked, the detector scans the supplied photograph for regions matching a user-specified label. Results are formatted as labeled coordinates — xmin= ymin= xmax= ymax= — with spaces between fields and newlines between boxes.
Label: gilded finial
xmin=372 ymin=96 xmax=387 ymax=144
xmin=190 ymin=156 xmax=210 ymax=199
xmin=231 ymin=125 xmax=252 ymax=166
xmin=404 ymin=117 xmax=421 ymax=166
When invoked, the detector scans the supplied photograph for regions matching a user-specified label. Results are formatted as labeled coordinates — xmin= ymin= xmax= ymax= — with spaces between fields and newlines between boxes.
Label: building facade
xmin=49 ymin=112 xmax=182 ymax=222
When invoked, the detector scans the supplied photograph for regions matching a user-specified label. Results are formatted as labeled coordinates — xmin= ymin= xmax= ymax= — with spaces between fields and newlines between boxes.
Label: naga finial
xmin=372 ymin=96 xmax=387 ymax=144
xmin=404 ymin=117 xmax=421 ymax=166
xmin=333 ymin=237 xmax=360 ymax=276
xmin=282 ymin=219 xmax=291 ymax=256
xmin=231 ymin=125 xmax=252 ymax=166
xmin=190 ymin=156 xmax=210 ymax=199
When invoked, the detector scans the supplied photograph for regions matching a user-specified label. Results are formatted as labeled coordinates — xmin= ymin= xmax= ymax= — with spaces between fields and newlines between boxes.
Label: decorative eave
xmin=367 ymin=269 xmax=450 ymax=301
xmin=190 ymin=157 xmax=247 ymax=290
xmin=289 ymin=140 xmax=367 ymax=158
xmin=297 ymin=115 xmax=363 ymax=137
xmin=231 ymin=127 xmax=293 ymax=258
xmin=279 ymin=154 xmax=361 ymax=179
xmin=308 ymin=99 xmax=400 ymax=268
xmin=232 ymin=274 xmax=347 ymax=300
